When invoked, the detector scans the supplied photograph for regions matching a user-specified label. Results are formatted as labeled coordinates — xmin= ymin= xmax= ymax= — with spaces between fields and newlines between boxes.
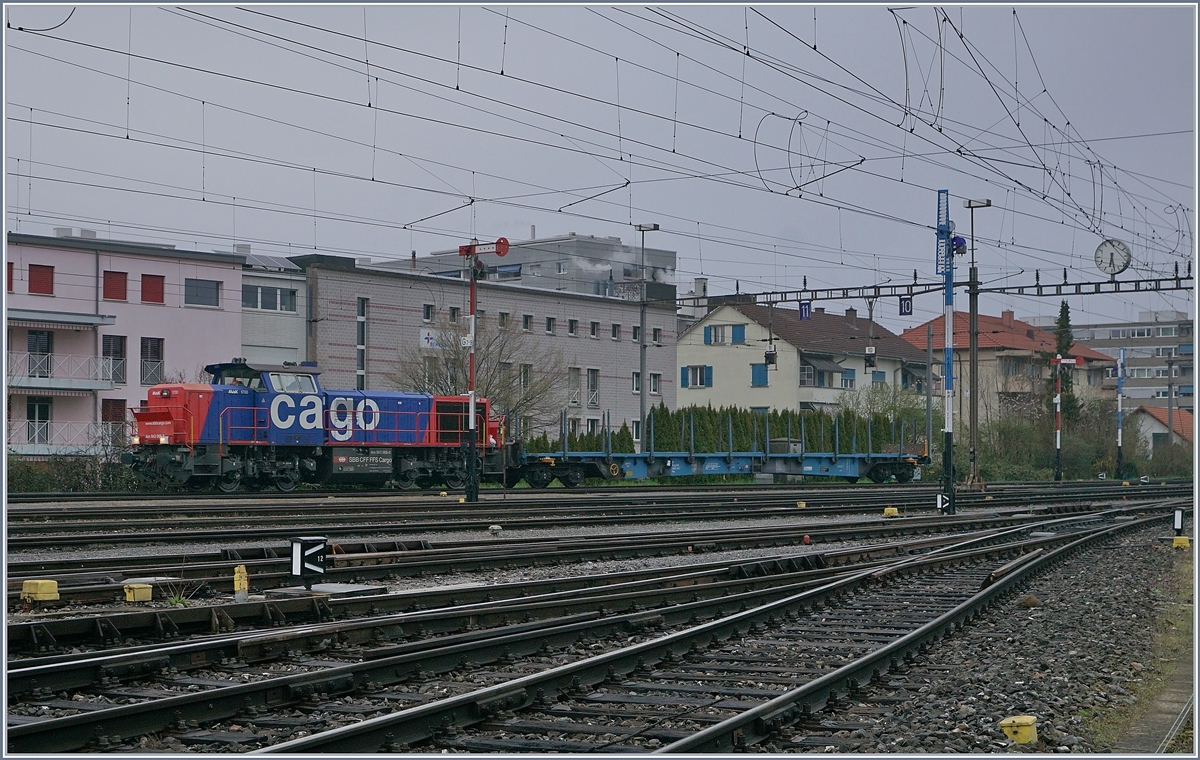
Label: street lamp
xmin=635 ymin=223 xmax=659 ymax=453
xmin=964 ymin=198 xmax=991 ymax=487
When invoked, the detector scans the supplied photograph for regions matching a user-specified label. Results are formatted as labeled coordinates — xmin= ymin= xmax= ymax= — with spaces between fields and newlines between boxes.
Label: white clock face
xmin=1095 ymin=239 xmax=1131 ymax=276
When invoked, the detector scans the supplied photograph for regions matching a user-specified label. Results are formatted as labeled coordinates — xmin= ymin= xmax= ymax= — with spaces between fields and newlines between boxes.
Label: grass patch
xmin=1082 ymin=549 xmax=1193 ymax=748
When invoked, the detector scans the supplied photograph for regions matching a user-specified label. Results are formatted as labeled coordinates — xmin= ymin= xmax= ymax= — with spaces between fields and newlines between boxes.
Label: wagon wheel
xmin=525 ymin=469 xmax=554 ymax=489
xmin=559 ymin=468 xmax=585 ymax=489
xmin=894 ymin=467 xmax=915 ymax=484
xmin=216 ymin=471 xmax=242 ymax=493
xmin=273 ymin=471 xmax=300 ymax=492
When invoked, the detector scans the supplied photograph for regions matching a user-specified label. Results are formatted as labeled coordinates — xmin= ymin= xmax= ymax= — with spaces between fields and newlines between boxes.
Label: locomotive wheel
xmin=415 ymin=477 xmax=437 ymax=490
xmin=396 ymin=471 xmax=418 ymax=489
xmin=185 ymin=477 xmax=212 ymax=492
xmin=559 ymin=469 xmax=585 ymax=488
xmin=273 ymin=471 xmax=300 ymax=492
xmin=242 ymin=477 xmax=265 ymax=491
xmin=443 ymin=472 xmax=466 ymax=489
xmin=525 ymin=469 xmax=554 ymax=489
xmin=217 ymin=472 xmax=242 ymax=493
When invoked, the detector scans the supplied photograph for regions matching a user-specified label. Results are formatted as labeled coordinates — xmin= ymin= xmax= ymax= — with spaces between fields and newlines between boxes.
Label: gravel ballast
xmin=762 ymin=523 xmax=1193 ymax=753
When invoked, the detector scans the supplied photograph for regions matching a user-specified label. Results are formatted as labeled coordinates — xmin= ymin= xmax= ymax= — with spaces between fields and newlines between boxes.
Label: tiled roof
xmin=721 ymin=303 xmax=929 ymax=364
xmin=900 ymin=312 xmax=1114 ymax=363
xmin=1133 ymin=406 xmax=1194 ymax=443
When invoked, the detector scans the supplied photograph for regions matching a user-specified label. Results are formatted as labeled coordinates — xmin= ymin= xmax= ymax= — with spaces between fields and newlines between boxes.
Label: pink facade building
xmin=6 ymin=231 xmax=244 ymax=456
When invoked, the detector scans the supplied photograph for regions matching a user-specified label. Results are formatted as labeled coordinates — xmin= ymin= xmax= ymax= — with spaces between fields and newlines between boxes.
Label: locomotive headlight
xmin=159 ymin=435 xmax=170 ymax=444
xmin=131 ymin=436 xmax=140 ymax=445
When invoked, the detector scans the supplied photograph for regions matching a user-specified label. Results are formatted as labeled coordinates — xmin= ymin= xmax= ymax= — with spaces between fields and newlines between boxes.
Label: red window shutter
xmin=101 ymin=398 xmax=127 ymax=422
xmin=141 ymin=274 xmax=165 ymax=303
xmin=103 ymin=271 xmax=128 ymax=300
xmin=6 ymin=262 xmax=12 ymax=292
xmin=28 ymin=264 xmax=54 ymax=294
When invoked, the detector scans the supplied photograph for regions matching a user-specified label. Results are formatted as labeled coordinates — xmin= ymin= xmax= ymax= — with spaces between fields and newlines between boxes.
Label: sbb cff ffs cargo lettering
xmin=124 ymin=360 xmax=514 ymax=492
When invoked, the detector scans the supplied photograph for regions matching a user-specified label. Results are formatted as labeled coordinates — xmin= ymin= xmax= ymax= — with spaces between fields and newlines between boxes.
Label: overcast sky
xmin=5 ymin=4 xmax=1195 ymax=333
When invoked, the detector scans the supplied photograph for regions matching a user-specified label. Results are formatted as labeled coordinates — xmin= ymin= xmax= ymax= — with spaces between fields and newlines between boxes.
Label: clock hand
xmin=1109 ymin=253 xmax=1115 ymax=268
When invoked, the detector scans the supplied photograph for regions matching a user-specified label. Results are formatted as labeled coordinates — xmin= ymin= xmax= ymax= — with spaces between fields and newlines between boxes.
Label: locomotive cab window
xmin=215 ymin=367 xmax=265 ymax=390
xmin=268 ymin=373 xmax=317 ymax=393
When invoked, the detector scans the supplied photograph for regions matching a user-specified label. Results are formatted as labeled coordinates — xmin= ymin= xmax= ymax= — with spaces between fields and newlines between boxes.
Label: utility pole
xmin=1051 ymin=353 xmax=1076 ymax=482
xmin=935 ymin=190 xmax=965 ymax=514
xmin=635 ymin=223 xmax=658 ymax=453
xmin=1116 ymin=348 xmax=1125 ymax=479
xmin=964 ymin=199 xmax=990 ymax=487
xmin=458 ymin=236 xmax=510 ymax=502
xmin=1166 ymin=354 xmax=1176 ymax=446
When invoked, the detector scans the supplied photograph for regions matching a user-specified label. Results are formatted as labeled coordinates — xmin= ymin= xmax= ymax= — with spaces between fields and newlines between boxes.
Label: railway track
xmin=5 ymin=508 xmax=1179 ymax=753
xmin=9 ymin=498 xmax=1172 ymax=606
xmin=7 ymin=482 xmax=1186 ymax=550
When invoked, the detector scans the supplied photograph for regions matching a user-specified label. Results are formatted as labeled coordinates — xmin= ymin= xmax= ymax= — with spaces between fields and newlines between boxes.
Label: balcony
xmin=141 ymin=359 xmax=164 ymax=385
xmin=7 ymin=421 xmax=128 ymax=457
xmin=7 ymin=352 xmax=115 ymax=391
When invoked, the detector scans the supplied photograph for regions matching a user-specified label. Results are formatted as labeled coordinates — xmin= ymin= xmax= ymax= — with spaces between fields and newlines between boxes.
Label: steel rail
xmin=248 ymin=509 xmax=1180 ymax=753
xmin=5 ymin=511 xmax=1149 ymax=753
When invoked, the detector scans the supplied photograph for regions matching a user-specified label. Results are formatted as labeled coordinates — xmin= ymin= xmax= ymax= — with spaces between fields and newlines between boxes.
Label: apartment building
xmin=6 ymin=231 xmax=243 ymax=456
xmin=239 ymin=252 xmax=308 ymax=365
xmin=1027 ymin=310 xmax=1194 ymax=412
xmin=293 ymin=254 xmax=677 ymax=441
xmin=678 ymin=303 xmax=928 ymax=414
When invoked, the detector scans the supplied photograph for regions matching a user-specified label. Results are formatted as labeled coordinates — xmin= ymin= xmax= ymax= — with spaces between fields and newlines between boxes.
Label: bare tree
xmin=388 ymin=315 xmax=567 ymax=438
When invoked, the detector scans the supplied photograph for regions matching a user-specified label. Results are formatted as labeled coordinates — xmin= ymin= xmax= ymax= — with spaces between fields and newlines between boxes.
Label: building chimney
xmin=1001 ymin=310 xmax=1014 ymax=327
xmin=694 ymin=277 xmax=708 ymax=297
xmin=78 ymin=228 xmax=97 ymax=239
xmin=233 ymin=243 xmax=250 ymax=255
xmin=845 ymin=307 xmax=857 ymax=323
xmin=530 ymin=225 xmax=536 ymax=240
xmin=54 ymin=227 xmax=73 ymax=237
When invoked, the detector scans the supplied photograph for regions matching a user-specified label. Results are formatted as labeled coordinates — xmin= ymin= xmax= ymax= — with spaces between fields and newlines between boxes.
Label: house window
xmin=103 ymin=335 xmax=127 ymax=384
xmin=611 ymin=323 xmax=621 ymax=340
xmin=141 ymin=274 xmax=165 ymax=303
xmin=27 ymin=330 xmax=52 ymax=378
xmin=1157 ymin=326 xmax=1177 ymax=337
xmin=103 ymin=271 xmax=128 ymax=301
xmin=423 ymin=304 xmax=435 ymax=322
xmin=520 ymin=364 xmax=533 ymax=392
xmin=1156 ymin=346 xmax=1178 ymax=357
xmin=682 ymin=365 xmax=712 ymax=388
xmin=587 ymin=418 xmax=600 ymax=436
xmin=28 ymin=264 xmax=54 ymax=295
xmin=1110 ymin=329 xmax=1127 ymax=339
xmin=568 ymin=319 xmax=578 ymax=336
xmin=568 ymin=367 xmax=581 ymax=406
xmin=546 ymin=317 xmax=556 ymax=334
xmin=557 ymin=262 xmax=568 ymax=275
xmin=751 ymin=363 xmax=768 ymax=387
xmin=449 ymin=306 xmax=460 ymax=324
xmin=632 ymin=371 xmax=641 ymax=393
xmin=26 ymin=397 xmax=51 ymax=444
xmin=872 ymin=371 xmax=887 ymax=384
xmin=1130 ymin=327 xmax=1153 ymax=339
xmin=522 ymin=314 xmax=533 ymax=331
xmin=649 ymin=372 xmax=661 ymax=394
xmin=632 ymin=325 xmax=642 ymax=342
xmin=498 ymin=311 xmax=509 ymax=328
xmin=590 ymin=321 xmax=600 ymax=338
xmin=652 ymin=327 xmax=663 ymax=344
xmin=799 ymin=365 xmax=815 ymax=386
xmin=707 ymin=325 xmax=726 ymax=344
xmin=184 ymin=278 xmax=221 ymax=307
xmin=356 ymin=298 xmax=368 ymax=390
xmin=840 ymin=368 xmax=856 ymax=389
xmin=568 ymin=417 xmax=580 ymax=436
xmin=140 ymin=337 xmax=164 ymax=385
xmin=101 ymin=398 xmax=126 ymax=424
xmin=587 ymin=368 xmax=600 ymax=406
xmin=632 ymin=419 xmax=642 ymax=442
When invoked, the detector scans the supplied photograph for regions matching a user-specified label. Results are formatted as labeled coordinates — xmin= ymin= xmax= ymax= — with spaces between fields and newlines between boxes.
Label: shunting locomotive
xmin=123 ymin=359 xmax=514 ymax=491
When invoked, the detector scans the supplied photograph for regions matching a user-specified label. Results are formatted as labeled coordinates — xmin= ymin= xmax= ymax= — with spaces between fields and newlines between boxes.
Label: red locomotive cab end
xmin=131 ymin=383 xmax=214 ymax=447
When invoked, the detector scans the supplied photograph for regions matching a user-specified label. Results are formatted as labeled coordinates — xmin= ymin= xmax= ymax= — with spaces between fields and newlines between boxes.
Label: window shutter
xmin=680 ymin=367 xmax=689 ymax=388
xmin=103 ymin=271 xmax=127 ymax=300
xmin=703 ymin=326 xmax=712 ymax=344
xmin=704 ymin=365 xmax=713 ymax=387
xmin=141 ymin=274 xmax=165 ymax=303
xmin=6 ymin=262 xmax=12 ymax=292
xmin=732 ymin=324 xmax=746 ymax=344
xmin=28 ymin=264 xmax=54 ymax=294
xmin=752 ymin=363 xmax=767 ymax=387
